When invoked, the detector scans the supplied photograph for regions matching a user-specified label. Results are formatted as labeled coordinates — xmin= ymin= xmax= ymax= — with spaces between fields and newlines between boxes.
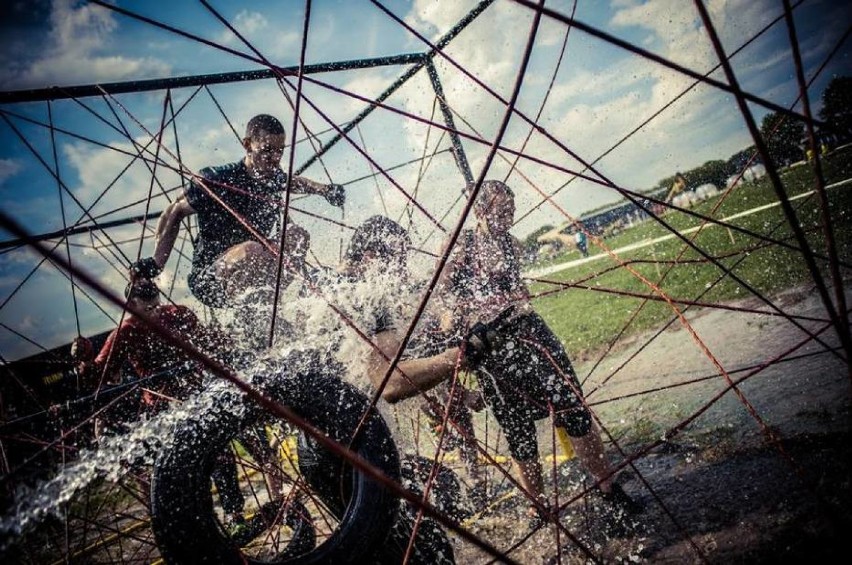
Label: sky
xmin=0 ymin=0 xmax=850 ymax=361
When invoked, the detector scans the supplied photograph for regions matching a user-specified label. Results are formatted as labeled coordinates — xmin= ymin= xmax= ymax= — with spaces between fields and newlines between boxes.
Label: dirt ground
xmin=457 ymin=284 xmax=851 ymax=563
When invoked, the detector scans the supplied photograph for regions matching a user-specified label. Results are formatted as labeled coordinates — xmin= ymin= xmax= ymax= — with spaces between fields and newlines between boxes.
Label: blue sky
xmin=1 ymin=0 xmax=850 ymax=360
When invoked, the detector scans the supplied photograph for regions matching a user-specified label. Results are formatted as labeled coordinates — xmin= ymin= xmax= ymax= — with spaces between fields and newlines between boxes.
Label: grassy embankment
xmin=529 ymin=146 xmax=852 ymax=358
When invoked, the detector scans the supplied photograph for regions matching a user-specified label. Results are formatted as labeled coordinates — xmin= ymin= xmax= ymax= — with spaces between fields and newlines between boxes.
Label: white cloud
xmin=233 ymin=10 xmax=268 ymax=35
xmin=0 ymin=0 xmax=171 ymax=89
xmin=217 ymin=10 xmax=270 ymax=44
xmin=0 ymin=159 xmax=24 ymax=186
xmin=610 ymin=0 xmax=717 ymax=72
xmin=215 ymin=9 xmax=300 ymax=61
xmin=18 ymin=314 xmax=36 ymax=332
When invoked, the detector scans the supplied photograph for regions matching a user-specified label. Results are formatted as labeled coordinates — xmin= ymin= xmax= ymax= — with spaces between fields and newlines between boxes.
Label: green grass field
xmin=528 ymin=146 xmax=852 ymax=356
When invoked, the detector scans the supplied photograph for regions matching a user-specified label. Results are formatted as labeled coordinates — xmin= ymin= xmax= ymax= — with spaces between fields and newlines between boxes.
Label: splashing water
xmin=1 ymin=266 xmax=431 ymax=547
xmin=0 ymin=378 xmax=244 ymax=544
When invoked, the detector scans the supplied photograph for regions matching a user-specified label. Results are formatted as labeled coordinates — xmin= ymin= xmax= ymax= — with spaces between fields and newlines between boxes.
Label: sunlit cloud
xmin=1 ymin=0 xmax=171 ymax=90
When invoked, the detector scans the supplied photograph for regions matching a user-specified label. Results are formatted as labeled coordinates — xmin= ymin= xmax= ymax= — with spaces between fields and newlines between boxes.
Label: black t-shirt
xmin=449 ymin=229 xmax=526 ymax=298
xmin=185 ymin=160 xmax=287 ymax=274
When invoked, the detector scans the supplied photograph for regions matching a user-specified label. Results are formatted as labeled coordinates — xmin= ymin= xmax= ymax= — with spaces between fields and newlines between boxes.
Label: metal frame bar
xmin=0 ymin=53 xmax=427 ymax=105
xmin=425 ymin=59 xmax=474 ymax=184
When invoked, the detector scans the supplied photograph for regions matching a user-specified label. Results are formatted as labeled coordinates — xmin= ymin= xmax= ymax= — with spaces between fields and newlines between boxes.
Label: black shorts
xmin=188 ymin=263 xmax=227 ymax=308
xmin=474 ymin=313 xmax=591 ymax=461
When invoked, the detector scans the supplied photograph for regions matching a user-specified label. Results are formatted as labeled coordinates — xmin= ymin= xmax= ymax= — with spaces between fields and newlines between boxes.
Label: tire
xmin=150 ymin=359 xmax=400 ymax=565
xmin=379 ymin=511 xmax=456 ymax=565
xmin=297 ymin=448 xmax=458 ymax=564
xmin=400 ymin=454 xmax=470 ymax=523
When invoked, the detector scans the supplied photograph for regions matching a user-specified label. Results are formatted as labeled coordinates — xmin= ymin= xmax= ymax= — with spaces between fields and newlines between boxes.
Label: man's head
xmin=125 ymin=279 xmax=161 ymax=313
xmin=243 ymin=114 xmax=286 ymax=179
xmin=473 ymin=180 xmax=515 ymax=234
xmin=344 ymin=216 xmax=410 ymax=275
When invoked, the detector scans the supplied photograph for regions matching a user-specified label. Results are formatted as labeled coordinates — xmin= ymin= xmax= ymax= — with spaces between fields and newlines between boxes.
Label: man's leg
xmin=215 ymin=241 xmax=278 ymax=302
xmin=568 ymin=422 xmax=644 ymax=526
xmin=513 ymin=457 xmax=546 ymax=512
xmin=570 ymin=422 xmax=614 ymax=492
xmin=212 ymin=228 xmax=309 ymax=348
xmin=498 ymin=411 xmax=549 ymax=520
xmin=215 ymin=225 xmax=310 ymax=302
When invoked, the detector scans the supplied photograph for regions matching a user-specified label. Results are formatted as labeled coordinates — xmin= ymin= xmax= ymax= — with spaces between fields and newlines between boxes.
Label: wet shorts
xmin=474 ymin=312 xmax=592 ymax=461
xmin=188 ymin=263 xmax=227 ymax=308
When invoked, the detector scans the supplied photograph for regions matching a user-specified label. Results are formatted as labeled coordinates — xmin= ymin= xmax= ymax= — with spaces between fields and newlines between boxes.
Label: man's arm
xmin=82 ymin=328 xmax=125 ymax=391
xmin=289 ymin=176 xmax=345 ymax=207
xmin=367 ymin=328 xmax=463 ymax=404
xmin=153 ymin=197 xmax=196 ymax=269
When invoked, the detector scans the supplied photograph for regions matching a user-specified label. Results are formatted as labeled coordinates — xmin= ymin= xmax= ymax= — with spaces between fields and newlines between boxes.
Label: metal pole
xmin=0 ymin=53 xmax=427 ymax=105
xmin=425 ymin=59 xmax=473 ymax=185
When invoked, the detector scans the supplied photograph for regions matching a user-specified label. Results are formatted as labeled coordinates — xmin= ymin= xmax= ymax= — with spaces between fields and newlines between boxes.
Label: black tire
xmin=379 ymin=511 xmax=456 ymax=565
xmin=400 ymin=454 xmax=470 ymax=523
xmin=150 ymin=361 xmax=400 ymax=564
xmin=298 ymin=447 xmax=458 ymax=564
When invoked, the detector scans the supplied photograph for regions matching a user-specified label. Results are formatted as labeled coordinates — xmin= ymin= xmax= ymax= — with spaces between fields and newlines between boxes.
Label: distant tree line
xmin=521 ymin=77 xmax=851 ymax=262
xmin=650 ymin=75 xmax=850 ymax=192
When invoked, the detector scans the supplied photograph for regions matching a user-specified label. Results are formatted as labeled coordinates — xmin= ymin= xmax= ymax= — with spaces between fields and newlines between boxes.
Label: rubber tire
xmin=150 ymin=367 xmax=400 ymax=564
xmin=275 ymin=500 xmax=316 ymax=560
xmin=378 ymin=511 xmax=456 ymax=565
xmin=297 ymin=448 xmax=458 ymax=564
xmin=400 ymin=454 xmax=470 ymax=523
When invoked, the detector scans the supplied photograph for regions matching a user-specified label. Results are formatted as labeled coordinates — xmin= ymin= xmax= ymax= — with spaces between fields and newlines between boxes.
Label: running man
xmin=575 ymin=227 xmax=588 ymax=257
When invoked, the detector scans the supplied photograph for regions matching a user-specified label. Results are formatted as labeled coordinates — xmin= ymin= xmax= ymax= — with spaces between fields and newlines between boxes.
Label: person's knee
xmin=285 ymin=225 xmax=310 ymax=261
xmin=558 ymin=406 xmax=592 ymax=437
xmin=508 ymin=435 xmax=539 ymax=462
xmin=380 ymin=380 xmax=407 ymax=404
xmin=222 ymin=240 xmax=271 ymax=266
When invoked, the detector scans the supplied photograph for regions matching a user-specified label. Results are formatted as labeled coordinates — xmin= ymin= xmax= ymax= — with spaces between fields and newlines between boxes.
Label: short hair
xmin=245 ymin=114 xmax=285 ymax=139
xmin=345 ymin=216 xmax=410 ymax=263
xmin=478 ymin=180 xmax=514 ymax=199
xmin=474 ymin=180 xmax=514 ymax=212
xmin=125 ymin=279 xmax=160 ymax=301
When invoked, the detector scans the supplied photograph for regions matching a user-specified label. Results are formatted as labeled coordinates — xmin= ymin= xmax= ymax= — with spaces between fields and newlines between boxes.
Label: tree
xmin=521 ymin=224 xmax=554 ymax=256
xmin=819 ymin=76 xmax=852 ymax=139
xmin=759 ymin=112 xmax=805 ymax=167
xmin=726 ymin=145 xmax=758 ymax=176
xmin=683 ymin=159 xmax=731 ymax=188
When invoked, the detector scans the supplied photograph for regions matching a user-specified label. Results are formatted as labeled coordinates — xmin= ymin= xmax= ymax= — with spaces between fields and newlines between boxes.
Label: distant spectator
xmin=575 ymin=229 xmax=588 ymax=258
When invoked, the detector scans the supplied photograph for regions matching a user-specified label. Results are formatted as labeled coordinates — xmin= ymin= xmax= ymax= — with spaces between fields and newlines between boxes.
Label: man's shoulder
xmin=159 ymin=304 xmax=198 ymax=326
xmin=188 ymin=161 xmax=250 ymax=205
xmin=199 ymin=160 xmax=246 ymax=182
xmin=103 ymin=319 xmax=143 ymax=349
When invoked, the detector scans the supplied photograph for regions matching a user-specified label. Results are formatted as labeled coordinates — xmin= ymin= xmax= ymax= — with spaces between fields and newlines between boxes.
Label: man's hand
xmin=325 ymin=183 xmax=345 ymax=207
xmin=71 ymin=336 xmax=94 ymax=363
xmin=463 ymin=306 xmax=515 ymax=368
xmin=130 ymin=257 xmax=162 ymax=280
